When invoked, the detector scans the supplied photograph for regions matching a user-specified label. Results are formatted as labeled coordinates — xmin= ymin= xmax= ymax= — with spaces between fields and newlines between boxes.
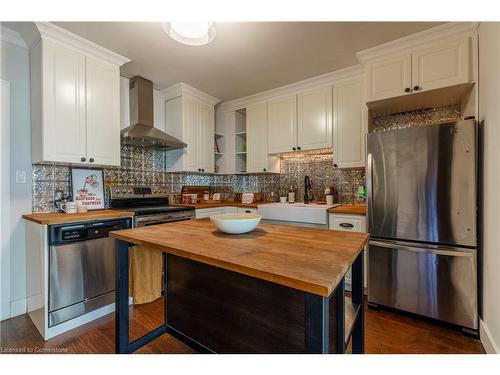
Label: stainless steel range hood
xmin=121 ymin=76 xmax=187 ymax=150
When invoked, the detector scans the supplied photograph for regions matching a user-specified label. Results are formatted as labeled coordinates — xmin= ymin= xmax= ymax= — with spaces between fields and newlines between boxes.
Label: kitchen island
xmin=110 ymin=219 xmax=368 ymax=354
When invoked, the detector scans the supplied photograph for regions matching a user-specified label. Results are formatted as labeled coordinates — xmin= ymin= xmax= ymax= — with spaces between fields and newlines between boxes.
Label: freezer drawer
xmin=368 ymin=240 xmax=478 ymax=329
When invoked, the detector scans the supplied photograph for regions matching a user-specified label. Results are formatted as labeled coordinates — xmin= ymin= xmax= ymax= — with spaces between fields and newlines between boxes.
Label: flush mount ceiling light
xmin=162 ymin=22 xmax=216 ymax=46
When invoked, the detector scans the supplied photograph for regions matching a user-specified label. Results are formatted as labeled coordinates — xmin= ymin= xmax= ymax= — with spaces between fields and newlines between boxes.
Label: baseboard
xmin=10 ymin=298 xmax=27 ymax=318
xmin=480 ymin=319 xmax=500 ymax=354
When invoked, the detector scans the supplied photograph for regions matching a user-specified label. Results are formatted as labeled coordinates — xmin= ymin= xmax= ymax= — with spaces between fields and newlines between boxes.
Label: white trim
xmin=161 ymin=82 xmax=220 ymax=106
xmin=480 ymin=319 xmax=500 ymax=354
xmin=0 ymin=80 xmax=11 ymax=322
xmin=0 ymin=26 xmax=28 ymax=48
xmin=356 ymin=22 xmax=478 ymax=65
xmin=34 ymin=22 xmax=130 ymax=67
xmin=10 ymin=298 xmax=27 ymax=318
xmin=217 ymin=64 xmax=364 ymax=113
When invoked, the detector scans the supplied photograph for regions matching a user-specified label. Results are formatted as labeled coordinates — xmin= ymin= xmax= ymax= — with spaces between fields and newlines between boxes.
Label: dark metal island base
xmin=111 ymin=220 xmax=368 ymax=354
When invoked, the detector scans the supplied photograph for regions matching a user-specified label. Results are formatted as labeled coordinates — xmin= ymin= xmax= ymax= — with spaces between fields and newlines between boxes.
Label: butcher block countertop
xmin=22 ymin=209 xmax=134 ymax=225
xmin=327 ymin=204 xmax=366 ymax=215
xmin=110 ymin=219 xmax=369 ymax=297
xmin=172 ymin=202 xmax=270 ymax=209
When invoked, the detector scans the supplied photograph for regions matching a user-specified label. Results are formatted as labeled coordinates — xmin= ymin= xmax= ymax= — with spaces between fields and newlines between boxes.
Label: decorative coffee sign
xmin=71 ymin=168 xmax=105 ymax=210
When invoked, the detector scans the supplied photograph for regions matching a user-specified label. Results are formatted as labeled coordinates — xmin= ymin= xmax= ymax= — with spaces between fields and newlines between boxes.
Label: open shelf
xmin=344 ymin=296 xmax=361 ymax=346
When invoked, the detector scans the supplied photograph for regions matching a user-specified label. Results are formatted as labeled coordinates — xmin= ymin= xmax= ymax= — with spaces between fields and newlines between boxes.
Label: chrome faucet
xmin=304 ymin=175 xmax=313 ymax=204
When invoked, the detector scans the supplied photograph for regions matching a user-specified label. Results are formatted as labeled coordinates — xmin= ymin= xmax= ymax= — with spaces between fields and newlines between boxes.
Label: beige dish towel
xmin=129 ymin=246 xmax=163 ymax=304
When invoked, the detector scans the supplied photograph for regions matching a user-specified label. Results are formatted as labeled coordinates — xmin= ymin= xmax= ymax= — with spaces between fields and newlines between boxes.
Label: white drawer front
xmin=236 ymin=207 xmax=258 ymax=214
xmin=330 ymin=215 xmax=365 ymax=232
xmin=195 ymin=208 xmax=226 ymax=219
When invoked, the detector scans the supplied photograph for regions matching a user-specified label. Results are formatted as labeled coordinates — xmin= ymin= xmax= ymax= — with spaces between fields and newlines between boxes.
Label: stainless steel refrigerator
xmin=366 ymin=119 xmax=478 ymax=331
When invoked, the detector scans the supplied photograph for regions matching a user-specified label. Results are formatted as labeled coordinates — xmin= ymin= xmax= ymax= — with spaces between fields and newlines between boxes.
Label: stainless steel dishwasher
xmin=48 ymin=218 xmax=132 ymax=327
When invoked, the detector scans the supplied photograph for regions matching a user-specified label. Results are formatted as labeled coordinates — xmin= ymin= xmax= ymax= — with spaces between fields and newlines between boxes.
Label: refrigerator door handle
xmin=366 ymin=152 xmax=374 ymax=232
xmin=369 ymin=240 xmax=475 ymax=257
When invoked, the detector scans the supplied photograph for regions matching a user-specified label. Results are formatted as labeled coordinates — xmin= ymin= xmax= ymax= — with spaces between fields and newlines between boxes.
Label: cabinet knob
xmin=297 ymin=146 xmax=301 ymax=150
xmin=89 ymin=158 xmax=94 ymax=163
xmin=333 ymin=163 xmax=338 ymax=168
xmin=263 ymin=168 xmax=266 ymax=172
xmin=292 ymin=147 xmax=296 ymax=151
xmin=404 ymin=87 xmax=411 ymax=93
xmin=413 ymin=85 xmax=420 ymax=91
xmin=81 ymin=157 xmax=86 ymax=162
xmin=202 ymin=168 xmax=205 ymax=172
xmin=198 ymin=168 xmax=201 ymax=172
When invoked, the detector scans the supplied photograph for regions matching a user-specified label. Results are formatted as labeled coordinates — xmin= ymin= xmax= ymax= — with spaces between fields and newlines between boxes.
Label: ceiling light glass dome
xmin=163 ymin=22 xmax=216 ymax=46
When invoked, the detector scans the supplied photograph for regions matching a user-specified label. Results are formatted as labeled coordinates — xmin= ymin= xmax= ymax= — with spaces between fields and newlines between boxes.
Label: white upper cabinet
xmin=267 ymin=95 xmax=297 ymax=153
xmin=365 ymin=36 xmax=472 ymax=102
xmin=198 ymin=102 xmax=215 ymax=173
xmin=411 ymin=37 xmax=470 ymax=93
xmin=333 ymin=77 xmax=366 ymax=168
xmin=164 ymin=94 xmax=216 ymax=173
xmin=85 ymin=57 xmax=120 ymax=166
xmin=153 ymin=89 xmax=166 ymax=132
xmin=366 ymin=53 xmax=412 ymax=101
xmin=33 ymin=39 xmax=87 ymax=164
xmin=31 ymin=23 xmax=129 ymax=166
xmin=246 ymin=102 xmax=279 ymax=173
xmin=297 ymin=85 xmax=332 ymax=151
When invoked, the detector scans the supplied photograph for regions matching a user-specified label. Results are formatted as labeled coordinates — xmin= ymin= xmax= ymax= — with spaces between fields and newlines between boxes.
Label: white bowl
xmin=210 ymin=213 xmax=262 ymax=234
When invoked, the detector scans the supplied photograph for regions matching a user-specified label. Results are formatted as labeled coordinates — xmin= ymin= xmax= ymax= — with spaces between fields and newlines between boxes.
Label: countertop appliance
xmin=48 ymin=217 xmax=132 ymax=327
xmin=110 ymin=185 xmax=195 ymax=227
xmin=367 ymin=119 xmax=478 ymax=333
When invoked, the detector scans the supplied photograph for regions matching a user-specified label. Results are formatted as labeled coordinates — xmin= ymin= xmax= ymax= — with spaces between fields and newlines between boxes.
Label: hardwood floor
xmin=0 ymin=298 xmax=484 ymax=354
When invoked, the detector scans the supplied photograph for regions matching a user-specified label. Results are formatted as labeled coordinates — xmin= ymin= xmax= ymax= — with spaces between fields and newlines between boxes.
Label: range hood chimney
xmin=121 ymin=76 xmax=187 ymax=150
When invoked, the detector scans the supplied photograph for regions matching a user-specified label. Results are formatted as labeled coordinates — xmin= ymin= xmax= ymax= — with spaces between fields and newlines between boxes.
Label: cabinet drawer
xmin=236 ymin=207 xmax=258 ymax=214
xmin=195 ymin=208 xmax=226 ymax=219
xmin=329 ymin=214 xmax=366 ymax=232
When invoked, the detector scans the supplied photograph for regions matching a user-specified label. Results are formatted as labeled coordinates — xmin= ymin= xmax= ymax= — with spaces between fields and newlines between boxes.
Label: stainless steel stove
xmin=109 ymin=185 xmax=195 ymax=227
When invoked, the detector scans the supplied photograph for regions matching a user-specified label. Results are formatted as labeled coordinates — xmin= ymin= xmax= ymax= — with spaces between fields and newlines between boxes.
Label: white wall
xmin=478 ymin=22 xmax=500 ymax=354
xmin=0 ymin=26 xmax=32 ymax=320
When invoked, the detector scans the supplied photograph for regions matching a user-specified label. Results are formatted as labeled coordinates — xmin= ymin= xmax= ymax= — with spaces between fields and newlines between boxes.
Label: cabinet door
xmin=412 ymin=37 xmax=470 ymax=92
xmin=182 ymin=97 xmax=200 ymax=172
xmin=247 ymin=102 xmax=269 ymax=173
xmin=42 ymin=40 xmax=86 ymax=163
xmin=198 ymin=102 xmax=214 ymax=173
xmin=153 ymin=89 xmax=166 ymax=132
xmin=119 ymin=77 xmax=130 ymax=130
xmin=85 ymin=57 xmax=121 ymax=166
xmin=297 ymin=85 xmax=332 ymax=151
xmin=333 ymin=77 xmax=366 ymax=168
xmin=366 ymin=53 xmax=412 ymax=101
xmin=267 ymin=95 xmax=297 ymax=153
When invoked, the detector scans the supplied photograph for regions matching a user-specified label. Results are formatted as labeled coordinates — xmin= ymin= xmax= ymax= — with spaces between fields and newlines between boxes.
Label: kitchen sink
xmin=258 ymin=202 xmax=337 ymax=225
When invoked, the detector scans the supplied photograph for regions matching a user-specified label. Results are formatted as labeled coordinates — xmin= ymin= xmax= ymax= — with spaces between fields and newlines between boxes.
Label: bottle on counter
xmin=288 ymin=186 xmax=295 ymax=204
xmin=325 ymin=188 xmax=334 ymax=205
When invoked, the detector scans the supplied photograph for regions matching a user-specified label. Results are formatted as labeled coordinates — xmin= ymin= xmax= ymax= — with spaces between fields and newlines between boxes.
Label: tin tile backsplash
xmin=32 ymin=144 xmax=365 ymax=212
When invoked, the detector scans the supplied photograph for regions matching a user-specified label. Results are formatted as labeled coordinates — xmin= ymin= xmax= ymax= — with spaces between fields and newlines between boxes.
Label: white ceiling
xmin=52 ymin=22 xmax=443 ymax=102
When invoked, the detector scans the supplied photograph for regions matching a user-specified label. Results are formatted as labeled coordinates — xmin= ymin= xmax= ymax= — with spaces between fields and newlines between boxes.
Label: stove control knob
xmin=115 ymin=190 xmax=120 ymax=195
xmin=121 ymin=189 xmax=126 ymax=194
xmin=153 ymin=190 xmax=157 ymax=193
xmin=128 ymin=190 xmax=132 ymax=194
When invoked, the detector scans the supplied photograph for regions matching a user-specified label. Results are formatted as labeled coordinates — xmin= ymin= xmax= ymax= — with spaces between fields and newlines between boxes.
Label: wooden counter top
xmin=23 ymin=209 xmax=134 ymax=225
xmin=172 ymin=202 xmax=270 ymax=209
xmin=328 ymin=204 xmax=366 ymax=215
xmin=110 ymin=219 xmax=369 ymax=297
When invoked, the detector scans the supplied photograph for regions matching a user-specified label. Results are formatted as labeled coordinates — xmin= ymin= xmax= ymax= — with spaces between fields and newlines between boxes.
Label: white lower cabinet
xmin=236 ymin=207 xmax=257 ymax=214
xmin=195 ymin=207 xmax=226 ymax=219
xmin=329 ymin=213 xmax=368 ymax=291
